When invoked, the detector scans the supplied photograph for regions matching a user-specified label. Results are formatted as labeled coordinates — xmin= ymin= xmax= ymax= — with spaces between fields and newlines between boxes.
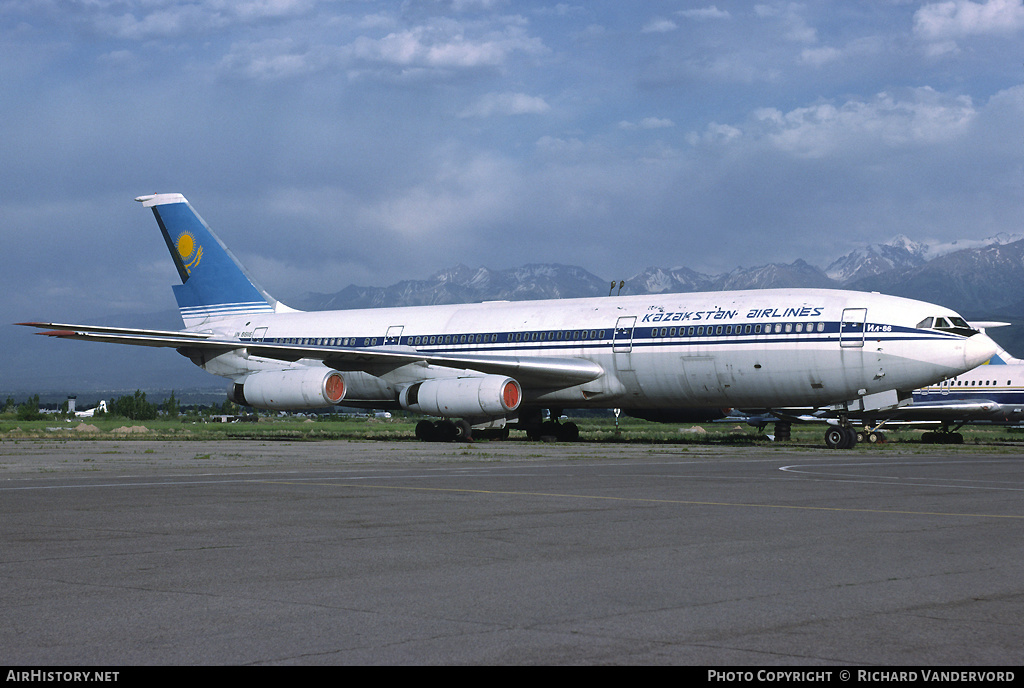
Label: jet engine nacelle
xmin=229 ymin=368 xmax=346 ymax=410
xmin=400 ymin=375 xmax=521 ymax=419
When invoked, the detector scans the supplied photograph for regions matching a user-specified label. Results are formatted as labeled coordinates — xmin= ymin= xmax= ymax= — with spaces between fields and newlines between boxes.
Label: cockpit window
xmin=925 ymin=315 xmax=978 ymax=337
xmin=948 ymin=316 xmax=971 ymax=329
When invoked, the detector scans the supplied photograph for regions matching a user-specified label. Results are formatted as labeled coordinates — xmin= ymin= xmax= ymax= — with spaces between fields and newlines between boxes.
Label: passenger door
xmin=840 ymin=308 xmax=867 ymax=348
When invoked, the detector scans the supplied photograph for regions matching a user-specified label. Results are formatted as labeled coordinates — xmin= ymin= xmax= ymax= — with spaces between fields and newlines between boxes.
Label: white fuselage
xmin=192 ymin=288 xmax=994 ymax=413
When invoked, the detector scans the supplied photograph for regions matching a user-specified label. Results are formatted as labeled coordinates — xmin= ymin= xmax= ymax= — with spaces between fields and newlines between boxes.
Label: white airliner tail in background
xmin=19 ymin=193 xmax=999 ymax=448
xmin=73 ymin=400 xmax=107 ymax=418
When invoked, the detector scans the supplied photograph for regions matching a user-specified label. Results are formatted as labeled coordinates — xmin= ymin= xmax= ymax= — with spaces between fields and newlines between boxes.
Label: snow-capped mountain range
xmin=299 ymin=233 xmax=1024 ymax=318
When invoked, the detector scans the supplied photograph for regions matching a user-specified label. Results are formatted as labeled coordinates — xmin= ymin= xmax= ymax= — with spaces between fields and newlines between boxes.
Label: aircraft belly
xmin=620 ymin=348 xmax=811 ymax=407
xmin=621 ymin=345 xmax=907 ymax=408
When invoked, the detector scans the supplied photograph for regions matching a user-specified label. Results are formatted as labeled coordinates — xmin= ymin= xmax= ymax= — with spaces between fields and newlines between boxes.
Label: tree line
xmin=2 ymin=391 xmax=244 ymax=421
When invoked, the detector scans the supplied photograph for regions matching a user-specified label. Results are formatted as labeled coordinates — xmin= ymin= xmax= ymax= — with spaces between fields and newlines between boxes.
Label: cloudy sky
xmin=3 ymin=1 xmax=1024 ymax=380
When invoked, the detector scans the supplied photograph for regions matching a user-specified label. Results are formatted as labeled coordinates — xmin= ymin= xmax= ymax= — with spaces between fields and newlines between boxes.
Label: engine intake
xmin=229 ymin=368 xmax=346 ymax=410
xmin=400 ymin=375 xmax=521 ymax=419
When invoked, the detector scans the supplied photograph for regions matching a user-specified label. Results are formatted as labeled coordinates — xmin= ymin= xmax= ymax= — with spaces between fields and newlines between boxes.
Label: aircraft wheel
xmin=950 ymin=432 xmax=964 ymax=445
xmin=825 ymin=427 xmax=857 ymax=449
xmin=539 ymin=420 xmax=559 ymax=442
xmin=825 ymin=427 xmax=847 ymax=449
xmin=453 ymin=419 xmax=474 ymax=442
xmin=415 ymin=420 xmax=437 ymax=441
xmin=866 ymin=431 xmax=884 ymax=444
xmin=557 ymin=421 xmax=580 ymax=442
xmin=775 ymin=421 xmax=792 ymax=441
xmin=434 ymin=420 xmax=458 ymax=442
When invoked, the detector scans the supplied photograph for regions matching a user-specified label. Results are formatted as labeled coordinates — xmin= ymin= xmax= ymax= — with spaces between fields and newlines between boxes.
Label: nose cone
xmin=964 ymin=333 xmax=1000 ymax=369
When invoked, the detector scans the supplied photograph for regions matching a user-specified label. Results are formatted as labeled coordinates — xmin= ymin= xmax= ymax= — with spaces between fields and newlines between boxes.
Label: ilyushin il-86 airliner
xmin=19 ymin=194 xmax=998 ymax=448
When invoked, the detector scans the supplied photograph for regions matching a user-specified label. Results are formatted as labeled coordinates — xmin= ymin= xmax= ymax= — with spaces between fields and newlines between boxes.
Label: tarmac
xmin=1 ymin=438 xmax=1022 ymax=665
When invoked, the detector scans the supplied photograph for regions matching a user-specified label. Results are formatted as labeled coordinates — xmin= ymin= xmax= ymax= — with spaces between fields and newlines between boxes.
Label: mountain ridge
xmin=296 ymin=235 xmax=1024 ymax=317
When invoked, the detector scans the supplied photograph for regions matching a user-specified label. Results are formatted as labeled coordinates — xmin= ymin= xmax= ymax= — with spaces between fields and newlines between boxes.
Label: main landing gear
xmin=414 ymin=418 xmax=511 ymax=442
xmin=921 ymin=427 xmax=964 ymax=444
xmin=526 ymin=419 xmax=580 ymax=442
xmin=413 ymin=408 xmax=582 ymax=443
xmin=520 ymin=407 xmax=580 ymax=442
xmin=824 ymin=414 xmax=859 ymax=450
xmin=415 ymin=418 xmax=472 ymax=442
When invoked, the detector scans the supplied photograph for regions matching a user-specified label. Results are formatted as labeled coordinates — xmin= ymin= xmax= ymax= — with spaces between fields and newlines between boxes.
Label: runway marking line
xmin=260 ymin=480 xmax=1024 ymax=520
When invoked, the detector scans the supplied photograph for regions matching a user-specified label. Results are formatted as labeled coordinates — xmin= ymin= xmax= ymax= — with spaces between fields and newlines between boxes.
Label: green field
xmin=3 ymin=413 xmax=1024 ymax=449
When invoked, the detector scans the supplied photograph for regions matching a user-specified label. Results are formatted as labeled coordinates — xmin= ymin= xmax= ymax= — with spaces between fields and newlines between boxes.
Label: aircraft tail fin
xmin=968 ymin=323 xmax=1022 ymax=365
xmin=985 ymin=347 xmax=1024 ymax=365
xmin=136 ymin=194 xmax=296 ymax=328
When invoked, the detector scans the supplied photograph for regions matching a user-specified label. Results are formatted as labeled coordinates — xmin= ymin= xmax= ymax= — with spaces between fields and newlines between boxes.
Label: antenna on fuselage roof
xmin=609 ymin=280 xmax=624 ymax=296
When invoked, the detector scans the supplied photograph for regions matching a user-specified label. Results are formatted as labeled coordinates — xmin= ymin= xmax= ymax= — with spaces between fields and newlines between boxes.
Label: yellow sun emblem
xmin=176 ymin=231 xmax=203 ymax=273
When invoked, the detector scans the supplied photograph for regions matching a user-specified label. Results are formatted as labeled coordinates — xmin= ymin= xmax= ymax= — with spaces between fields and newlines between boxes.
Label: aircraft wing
xmin=18 ymin=322 xmax=604 ymax=388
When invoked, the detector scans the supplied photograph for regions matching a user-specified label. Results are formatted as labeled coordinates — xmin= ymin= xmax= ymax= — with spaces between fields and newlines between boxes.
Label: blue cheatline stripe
xmin=914 ymin=391 xmax=1024 ymax=403
xmin=238 ymin=322 xmax=962 ymax=357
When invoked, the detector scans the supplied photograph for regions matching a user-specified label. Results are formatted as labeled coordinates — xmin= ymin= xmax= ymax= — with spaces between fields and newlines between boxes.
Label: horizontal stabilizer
xmin=16 ymin=322 xmax=215 ymax=340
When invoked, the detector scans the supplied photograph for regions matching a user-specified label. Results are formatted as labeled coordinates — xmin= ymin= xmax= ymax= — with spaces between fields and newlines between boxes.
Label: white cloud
xmin=642 ymin=18 xmax=677 ymax=33
xmin=619 ymin=117 xmax=675 ymax=130
xmin=348 ymin=21 xmax=546 ymax=70
xmin=676 ymin=6 xmax=731 ymax=21
xmin=750 ymin=89 xmax=977 ymax=158
xmin=220 ymin=39 xmax=321 ymax=80
xmin=459 ymin=92 xmax=550 ymax=117
xmin=914 ymin=0 xmax=1024 ymax=40
xmin=799 ymin=46 xmax=841 ymax=67
xmin=754 ymin=2 xmax=817 ymax=43
xmin=686 ymin=122 xmax=743 ymax=146
xmin=88 ymin=0 xmax=314 ymax=40
xmin=93 ymin=5 xmax=228 ymax=40
xmin=214 ymin=0 xmax=315 ymax=21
